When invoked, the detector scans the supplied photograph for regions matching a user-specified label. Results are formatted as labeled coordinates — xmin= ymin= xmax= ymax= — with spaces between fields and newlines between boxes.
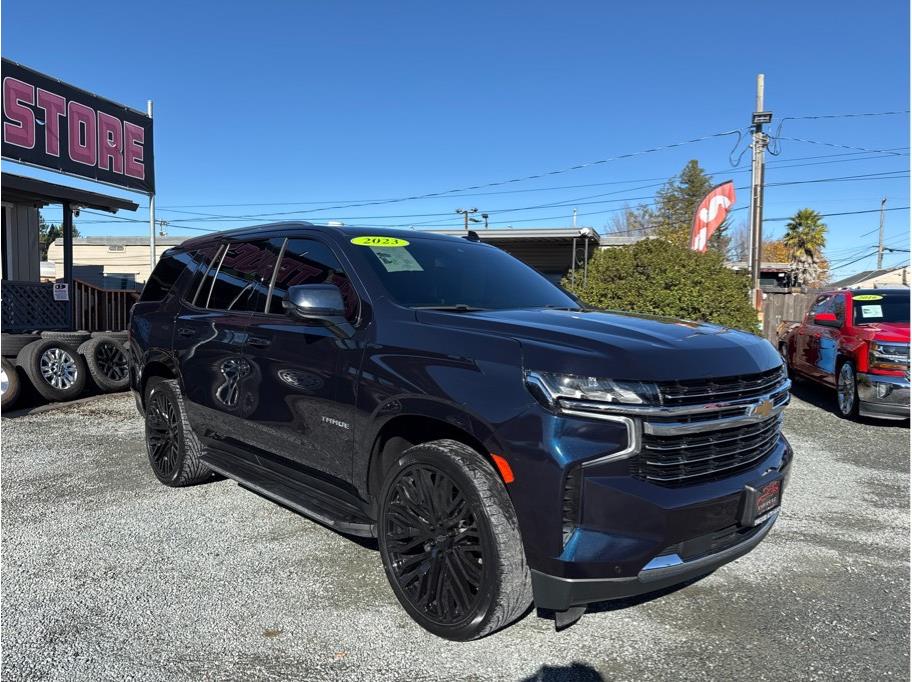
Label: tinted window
xmin=203 ymin=240 xmax=273 ymax=312
xmin=268 ymin=238 xmax=359 ymax=321
xmin=831 ymin=294 xmax=846 ymax=324
xmin=355 ymin=237 xmax=578 ymax=310
xmin=808 ymin=295 xmax=830 ymax=320
xmin=140 ymin=249 xmax=193 ymax=302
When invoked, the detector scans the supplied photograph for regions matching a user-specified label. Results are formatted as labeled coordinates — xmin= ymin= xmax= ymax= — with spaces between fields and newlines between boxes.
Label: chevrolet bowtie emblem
xmin=754 ymin=399 xmax=774 ymax=418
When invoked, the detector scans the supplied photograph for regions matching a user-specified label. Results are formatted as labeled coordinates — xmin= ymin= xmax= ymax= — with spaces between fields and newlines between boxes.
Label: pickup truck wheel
xmin=378 ymin=440 xmax=532 ymax=641
xmin=144 ymin=377 xmax=212 ymax=486
xmin=836 ymin=361 xmax=859 ymax=418
xmin=1 ymin=358 xmax=21 ymax=410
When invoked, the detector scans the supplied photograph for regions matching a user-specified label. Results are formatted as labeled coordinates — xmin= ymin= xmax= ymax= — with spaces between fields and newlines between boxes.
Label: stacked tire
xmin=1 ymin=331 xmax=130 ymax=411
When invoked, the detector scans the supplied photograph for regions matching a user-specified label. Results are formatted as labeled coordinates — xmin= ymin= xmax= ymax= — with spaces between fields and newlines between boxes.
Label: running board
xmin=201 ymin=450 xmax=376 ymax=538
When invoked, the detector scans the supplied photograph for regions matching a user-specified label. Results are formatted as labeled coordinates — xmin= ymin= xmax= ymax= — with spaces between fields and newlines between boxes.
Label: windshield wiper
xmin=412 ymin=305 xmax=488 ymax=312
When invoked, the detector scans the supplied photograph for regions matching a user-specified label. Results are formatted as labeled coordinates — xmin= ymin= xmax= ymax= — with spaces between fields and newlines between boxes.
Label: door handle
xmin=177 ymin=327 xmax=197 ymax=337
xmin=247 ymin=336 xmax=271 ymax=348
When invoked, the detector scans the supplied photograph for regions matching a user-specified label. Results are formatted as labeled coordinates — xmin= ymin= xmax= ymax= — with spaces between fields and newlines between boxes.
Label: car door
xmin=240 ymin=235 xmax=364 ymax=483
xmin=816 ymin=293 xmax=845 ymax=386
xmin=796 ymin=294 xmax=831 ymax=381
xmin=172 ymin=239 xmax=274 ymax=451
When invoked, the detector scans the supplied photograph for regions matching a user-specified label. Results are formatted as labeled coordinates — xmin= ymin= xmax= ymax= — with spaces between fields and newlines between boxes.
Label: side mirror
xmin=282 ymin=284 xmax=353 ymax=338
xmin=813 ymin=312 xmax=841 ymax=327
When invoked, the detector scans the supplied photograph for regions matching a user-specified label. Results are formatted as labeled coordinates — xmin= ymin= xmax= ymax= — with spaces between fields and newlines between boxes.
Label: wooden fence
xmin=761 ymin=288 xmax=818 ymax=345
xmin=73 ymin=279 xmax=139 ymax=332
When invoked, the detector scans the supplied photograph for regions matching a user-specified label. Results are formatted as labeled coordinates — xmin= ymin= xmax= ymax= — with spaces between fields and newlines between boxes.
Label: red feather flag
xmin=691 ymin=181 xmax=736 ymax=252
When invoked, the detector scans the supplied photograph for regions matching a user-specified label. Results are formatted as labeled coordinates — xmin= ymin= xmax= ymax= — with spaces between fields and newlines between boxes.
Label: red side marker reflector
xmin=490 ymin=454 xmax=515 ymax=484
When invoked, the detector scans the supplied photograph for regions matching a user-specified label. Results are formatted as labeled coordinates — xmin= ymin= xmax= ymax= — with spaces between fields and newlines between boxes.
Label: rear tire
xmin=377 ymin=440 xmax=532 ymax=640
xmin=79 ymin=336 xmax=130 ymax=393
xmin=17 ymin=339 xmax=88 ymax=402
xmin=1 ymin=358 xmax=21 ymax=410
xmin=143 ymin=377 xmax=212 ymax=486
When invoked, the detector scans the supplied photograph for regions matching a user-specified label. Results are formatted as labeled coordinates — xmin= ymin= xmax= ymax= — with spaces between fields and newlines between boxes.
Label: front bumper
xmin=857 ymin=372 xmax=910 ymax=420
xmin=532 ymin=510 xmax=779 ymax=611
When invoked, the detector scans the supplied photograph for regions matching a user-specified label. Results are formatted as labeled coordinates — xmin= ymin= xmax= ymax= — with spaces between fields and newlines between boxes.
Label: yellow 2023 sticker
xmin=853 ymin=294 xmax=883 ymax=301
xmin=351 ymin=236 xmax=410 ymax=247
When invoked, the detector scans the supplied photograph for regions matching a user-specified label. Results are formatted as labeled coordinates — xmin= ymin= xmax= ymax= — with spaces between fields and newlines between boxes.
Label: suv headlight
xmin=525 ymin=371 xmax=659 ymax=408
xmin=869 ymin=341 xmax=910 ymax=371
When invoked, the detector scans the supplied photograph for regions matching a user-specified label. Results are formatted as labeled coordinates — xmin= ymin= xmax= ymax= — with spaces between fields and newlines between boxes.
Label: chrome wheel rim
xmin=39 ymin=347 xmax=78 ymax=390
xmin=95 ymin=342 xmax=129 ymax=381
xmin=837 ymin=363 xmax=855 ymax=415
xmin=384 ymin=464 xmax=485 ymax=626
xmin=1 ymin=366 xmax=8 ymax=395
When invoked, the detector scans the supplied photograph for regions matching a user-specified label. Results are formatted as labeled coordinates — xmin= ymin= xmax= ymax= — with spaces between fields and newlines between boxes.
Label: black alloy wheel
xmin=96 ymin=341 xmax=129 ymax=382
xmin=146 ymin=387 xmax=181 ymax=480
xmin=378 ymin=440 xmax=532 ymax=640
xmin=384 ymin=464 xmax=485 ymax=626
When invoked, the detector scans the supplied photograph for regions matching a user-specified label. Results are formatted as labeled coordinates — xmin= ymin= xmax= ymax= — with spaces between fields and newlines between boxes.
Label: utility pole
xmin=748 ymin=75 xmax=772 ymax=308
xmin=456 ymin=207 xmax=479 ymax=233
xmin=877 ymin=197 xmax=887 ymax=269
xmin=147 ymin=99 xmax=156 ymax=271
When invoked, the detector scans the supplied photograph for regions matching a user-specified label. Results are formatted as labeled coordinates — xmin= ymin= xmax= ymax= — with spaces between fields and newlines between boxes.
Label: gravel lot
xmin=2 ymin=383 xmax=909 ymax=681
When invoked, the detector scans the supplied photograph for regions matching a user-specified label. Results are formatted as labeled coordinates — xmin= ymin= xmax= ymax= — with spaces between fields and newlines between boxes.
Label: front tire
xmin=377 ymin=440 xmax=532 ymax=640
xmin=837 ymin=361 xmax=859 ymax=419
xmin=144 ymin=378 xmax=212 ymax=486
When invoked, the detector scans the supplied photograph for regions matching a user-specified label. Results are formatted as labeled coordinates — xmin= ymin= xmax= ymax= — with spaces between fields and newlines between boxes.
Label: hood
xmin=415 ymin=308 xmax=782 ymax=382
xmin=859 ymin=321 xmax=910 ymax=342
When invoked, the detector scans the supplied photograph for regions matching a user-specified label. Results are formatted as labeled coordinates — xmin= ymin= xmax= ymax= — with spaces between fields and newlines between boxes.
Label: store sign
xmin=1 ymin=58 xmax=154 ymax=193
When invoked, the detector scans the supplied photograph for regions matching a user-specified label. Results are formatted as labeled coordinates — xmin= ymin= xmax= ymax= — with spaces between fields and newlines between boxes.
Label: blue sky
xmin=3 ymin=1 xmax=909 ymax=277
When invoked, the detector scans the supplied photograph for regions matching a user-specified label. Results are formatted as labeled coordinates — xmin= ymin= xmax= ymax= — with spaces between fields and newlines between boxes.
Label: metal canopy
xmin=1 ymin=173 xmax=139 ymax=213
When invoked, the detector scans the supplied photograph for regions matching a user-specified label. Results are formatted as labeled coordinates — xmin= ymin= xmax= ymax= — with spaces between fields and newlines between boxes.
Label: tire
xmin=1 ymin=333 xmax=40 ymax=358
xmin=836 ymin=361 xmax=859 ymax=419
xmin=1 ymin=358 xmax=21 ymax=410
xmin=78 ymin=336 xmax=130 ymax=393
xmin=41 ymin=330 xmax=91 ymax=347
xmin=143 ymin=377 xmax=212 ymax=486
xmin=91 ymin=330 xmax=128 ymax=344
xmin=377 ymin=440 xmax=533 ymax=640
xmin=17 ymin=339 xmax=88 ymax=402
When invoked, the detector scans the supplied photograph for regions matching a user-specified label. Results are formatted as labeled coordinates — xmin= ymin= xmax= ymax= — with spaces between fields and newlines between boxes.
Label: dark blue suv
xmin=130 ymin=222 xmax=792 ymax=640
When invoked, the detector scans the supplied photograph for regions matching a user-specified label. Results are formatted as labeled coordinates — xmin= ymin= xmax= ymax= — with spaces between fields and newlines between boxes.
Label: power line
xmin=763 ymin=206 xmax=910 ymax=223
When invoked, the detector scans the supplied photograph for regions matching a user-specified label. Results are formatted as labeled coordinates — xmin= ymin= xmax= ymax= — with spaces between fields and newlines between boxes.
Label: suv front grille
xmin=629 ymin=367 xmax=789 ymax=486
xmin=656 ymin=366 xmax=787 ymax=406
xmin=635 ymin=414 xmax=782 ymax=485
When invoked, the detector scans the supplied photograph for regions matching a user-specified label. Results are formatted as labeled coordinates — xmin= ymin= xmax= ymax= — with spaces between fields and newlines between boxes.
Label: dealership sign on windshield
xmin=1 ymin=59 xmax=154 ymax=193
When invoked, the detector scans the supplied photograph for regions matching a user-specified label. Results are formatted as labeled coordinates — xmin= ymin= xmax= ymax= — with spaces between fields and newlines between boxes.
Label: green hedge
xmin=563 ymin=239 xmax=759 ymax=333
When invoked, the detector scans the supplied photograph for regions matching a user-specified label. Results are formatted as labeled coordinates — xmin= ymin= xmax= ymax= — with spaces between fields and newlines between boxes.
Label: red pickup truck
xmin=779 ymin=288 xmax=909 ymax=420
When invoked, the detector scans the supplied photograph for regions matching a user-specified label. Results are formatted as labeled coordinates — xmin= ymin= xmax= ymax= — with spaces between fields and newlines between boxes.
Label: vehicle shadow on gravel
xmin=789 ymin=378 xmax=909 ymax=427
xmin=521 ymin=663 xmax=605 ymax=681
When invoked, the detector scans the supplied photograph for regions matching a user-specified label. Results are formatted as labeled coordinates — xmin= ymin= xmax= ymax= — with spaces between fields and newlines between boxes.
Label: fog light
xmin=876 ymin=382 xmax=893 ymax=399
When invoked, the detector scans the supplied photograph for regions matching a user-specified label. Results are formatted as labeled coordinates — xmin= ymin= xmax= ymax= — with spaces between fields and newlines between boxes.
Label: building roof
xmin=828 ymin=266 xmax=910 ymax=289
xmin=429 ymin=227 xmax=602 ymax=243
xmin=1 ymin=173 xmax=139 ymax=213
xmin=49 ymin=236 xmax=188 ymax=248
xmin=726 ymin=261 xmax=792 ymax=271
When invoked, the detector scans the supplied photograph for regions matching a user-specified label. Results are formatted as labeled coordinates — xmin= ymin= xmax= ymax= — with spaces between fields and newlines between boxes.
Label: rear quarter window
xmin=140 ymin=250 xmax=194 ymax=302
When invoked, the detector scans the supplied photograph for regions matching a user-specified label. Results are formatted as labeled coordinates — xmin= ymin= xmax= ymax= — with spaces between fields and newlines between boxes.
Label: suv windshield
xmin=852 ymin=292 xmax=910 ymax=324
xmin=355 ymin=236 xmax=579 ymax=310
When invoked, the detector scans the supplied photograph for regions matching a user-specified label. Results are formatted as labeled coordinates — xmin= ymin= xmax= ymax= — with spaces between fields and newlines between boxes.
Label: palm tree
xmin=783 ymin=208 xmax=827 ymax=287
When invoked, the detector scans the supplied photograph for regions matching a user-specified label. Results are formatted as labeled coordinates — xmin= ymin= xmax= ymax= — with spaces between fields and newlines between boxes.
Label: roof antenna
xmin=464 ymin=230 xmax=480 ymax=242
